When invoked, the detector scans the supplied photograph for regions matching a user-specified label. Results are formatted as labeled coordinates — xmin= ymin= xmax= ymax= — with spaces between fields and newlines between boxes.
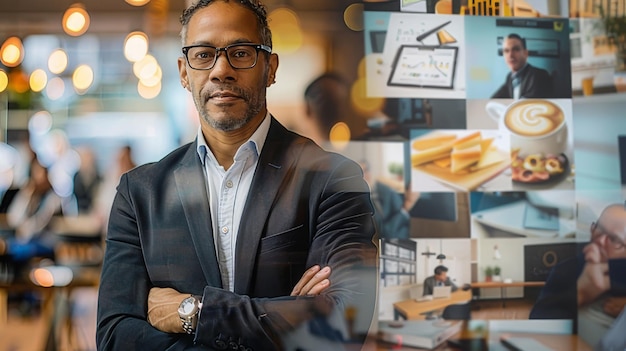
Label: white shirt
xmin=195 ymin=113 xmax=271 ymax=291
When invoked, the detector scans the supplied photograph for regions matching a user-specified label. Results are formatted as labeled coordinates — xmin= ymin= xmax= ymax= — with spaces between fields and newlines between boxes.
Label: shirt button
xmin=221 ymin=226 xmax=229 ymax=234
xmin=226 ymin=180 xmax=233 ymax=188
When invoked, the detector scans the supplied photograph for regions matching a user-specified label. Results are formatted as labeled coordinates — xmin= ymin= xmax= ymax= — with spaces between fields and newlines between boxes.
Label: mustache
xmin=202 ymin=85 xmax=247 ymax=102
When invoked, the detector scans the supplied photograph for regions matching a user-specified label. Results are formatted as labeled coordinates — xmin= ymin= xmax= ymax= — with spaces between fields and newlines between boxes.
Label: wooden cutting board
xmin=413 ymin=150 xmax=511 ymax=191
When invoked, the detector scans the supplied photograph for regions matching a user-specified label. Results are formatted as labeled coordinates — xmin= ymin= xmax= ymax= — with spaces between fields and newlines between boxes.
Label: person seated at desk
xmin=423 ymin=265 xmax=458 ymax=296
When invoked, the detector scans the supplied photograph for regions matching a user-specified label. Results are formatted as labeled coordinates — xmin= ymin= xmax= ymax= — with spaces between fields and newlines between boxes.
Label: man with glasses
xmin=530 ymin=203 xmax=626 ymax=322
xmin=96 ymin=1 xmax=377 ymax=350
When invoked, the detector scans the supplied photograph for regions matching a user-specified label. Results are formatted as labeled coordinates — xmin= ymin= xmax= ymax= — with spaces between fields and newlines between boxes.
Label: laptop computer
xmin=433 ymin=285 xmax=452 ymax=299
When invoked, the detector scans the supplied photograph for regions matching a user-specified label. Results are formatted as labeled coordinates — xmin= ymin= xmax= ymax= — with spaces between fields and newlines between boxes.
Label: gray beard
xmin=200 ymin=109 xmax=257 ymax=132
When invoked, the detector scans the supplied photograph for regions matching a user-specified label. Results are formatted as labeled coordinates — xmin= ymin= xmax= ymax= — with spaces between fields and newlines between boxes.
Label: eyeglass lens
xmin=186 ymin=45 xmax=259 ymax=69
xmin=592 ymin=222 xmax=626 ymax=249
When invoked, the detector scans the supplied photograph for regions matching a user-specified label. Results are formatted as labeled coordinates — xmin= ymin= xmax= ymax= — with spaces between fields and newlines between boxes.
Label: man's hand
xmin=147 ymin=287 xmax=187 ymax=333
xmin=290 ymin=265 xmax=331 ymax=296
xmin=578 ymin=242 xmax=610 ymax=307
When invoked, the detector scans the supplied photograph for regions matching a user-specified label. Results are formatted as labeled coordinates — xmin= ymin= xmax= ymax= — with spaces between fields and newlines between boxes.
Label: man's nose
xmin=210 ymin=52 xmax=235 ymax=81
xmin=593 ymin=232 xmax=608 ymax=246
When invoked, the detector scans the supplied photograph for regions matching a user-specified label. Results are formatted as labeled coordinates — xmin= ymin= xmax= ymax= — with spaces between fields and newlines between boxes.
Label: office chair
xmin=442 ymin=302 xmax=472 ymax=320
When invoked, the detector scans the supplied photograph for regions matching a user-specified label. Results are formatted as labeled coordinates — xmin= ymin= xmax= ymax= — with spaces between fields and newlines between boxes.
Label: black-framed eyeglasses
xmin=182 ymin=43 xmax=271 ymax=70
xmin=591 ymin=221 xmax=626 ymax=250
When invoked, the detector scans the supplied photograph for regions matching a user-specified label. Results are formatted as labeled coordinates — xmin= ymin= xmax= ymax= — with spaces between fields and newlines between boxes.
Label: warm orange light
xmin=72 ymin=64 xmax=94 ymax=94
xmin=269 ymin=8 xmax=303 ymax=53
xmin=32 ymin=268 xmax=55 ymax=287
xmin=1 ymin=37 xmax=24 ymax=67
xmin=8 ymin=69 xmax=29 ymax=94
xmin=351 ymin=77 xmax=385 ymax=115
xmin=29 ymin=69 xmax=48 ymax=92
xmin=329 ymin=122 xmax=351 ymax=150
xmin=124 ymin=31 xmax=149 ymax=62
xmin=0 ymin=70 xmax=8 ymax=93
xmin=63 ymin=4 xmax=90 ymax=36
xmin=125 ymin=0 xmax=151 ymax=6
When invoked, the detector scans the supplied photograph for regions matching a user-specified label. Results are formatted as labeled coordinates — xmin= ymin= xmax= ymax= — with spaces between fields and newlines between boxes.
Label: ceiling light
xmin=125 ymin=0 xmax=151 ymax=6
xmin=63 ymin=3 xmax=90 ymax=37
xmin=1 ymin=37 xmax=24 ymax=67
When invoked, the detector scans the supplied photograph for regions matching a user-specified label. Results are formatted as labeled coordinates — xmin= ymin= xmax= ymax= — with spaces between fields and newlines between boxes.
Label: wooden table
xmin=470 ymin=281 xmax=545 ymax=307
xmin=393 ymin=290 xmax=472 ymax=320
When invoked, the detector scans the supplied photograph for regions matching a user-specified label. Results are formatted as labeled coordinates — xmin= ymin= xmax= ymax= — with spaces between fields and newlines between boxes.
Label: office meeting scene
xmin=1 ymin=0 xmax=626 ymax=350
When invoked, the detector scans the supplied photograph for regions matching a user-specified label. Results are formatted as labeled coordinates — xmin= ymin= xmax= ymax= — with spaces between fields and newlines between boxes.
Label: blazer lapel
xmin=234 ymin=118 xmax=299 ymax=294
xmin=174 ymin=142 xmax=222 ymax=288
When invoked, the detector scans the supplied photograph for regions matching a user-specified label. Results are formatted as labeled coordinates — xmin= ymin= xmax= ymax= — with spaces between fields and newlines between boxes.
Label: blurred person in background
xmin=92 ymin=144 xmax=136 ymax=234
xmin=72 ymin=146 xmax=102 ymax=214
xmin=302 ymin=72 xmax=354 ymax=147
xmin=4 ymin=156 xmax=76 ymax=263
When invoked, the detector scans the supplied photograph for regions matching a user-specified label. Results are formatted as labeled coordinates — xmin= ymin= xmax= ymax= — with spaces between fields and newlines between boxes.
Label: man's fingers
xmin=299 ymin=266 xmax=331 ymax=296
xmin=305 ymin=279 xmax=330 ymax=296
xmin=291 ymin=265 xmax=321 ymax=296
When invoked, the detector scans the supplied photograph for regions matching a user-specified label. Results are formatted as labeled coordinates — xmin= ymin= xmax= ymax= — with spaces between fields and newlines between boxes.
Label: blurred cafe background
xmin=0 ymin=0 xmax=376 ymax=350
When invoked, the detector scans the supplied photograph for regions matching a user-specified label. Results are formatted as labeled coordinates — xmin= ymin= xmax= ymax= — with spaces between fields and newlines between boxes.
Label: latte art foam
xmin=505 ymin=101 xmax=564 ymax=137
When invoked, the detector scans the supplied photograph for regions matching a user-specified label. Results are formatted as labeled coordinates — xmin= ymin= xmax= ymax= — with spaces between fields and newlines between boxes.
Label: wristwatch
xmin=178 ymin=295 xmax=202 ymax=334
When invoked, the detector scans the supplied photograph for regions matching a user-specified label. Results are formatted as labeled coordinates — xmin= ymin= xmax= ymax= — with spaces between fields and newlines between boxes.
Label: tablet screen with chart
xmin=387 ymin=45 xmax=458 ymax=89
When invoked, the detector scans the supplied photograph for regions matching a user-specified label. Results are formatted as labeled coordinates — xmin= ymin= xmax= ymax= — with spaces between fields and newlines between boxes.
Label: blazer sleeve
xmin=96 ymin=174 xmax=199 ymax=351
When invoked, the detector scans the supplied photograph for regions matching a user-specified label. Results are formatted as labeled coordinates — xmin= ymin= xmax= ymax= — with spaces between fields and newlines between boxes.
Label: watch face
xmin=178 ymin=296 xmax=197 ymax=316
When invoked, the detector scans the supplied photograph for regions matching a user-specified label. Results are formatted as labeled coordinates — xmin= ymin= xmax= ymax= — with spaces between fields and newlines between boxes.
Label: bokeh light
xmin=46 ymin=77 xmax=66 ymax=100
xmin=138 ymin=80 xmax=161 ymax=99
xmin=1 ymin=37 xmax=24 ymax=67
xmin=125 ymin=0 xmax=151 ymax=6
xmin=0 ymin=70 xmax=8 ymax=93
xmin=329 ymin=122 xmax=351 ymax=150
xmin=63 ymin=4 xmax=90 ymax=36
xmin=72 ymin=64 xmax=94 ymax=93
xmin=29 ymin=69 xmax=48 ymax=92
xmin=124 ymin=31 xmax=149 ymax=62
xmin=133 ymin=54 xmax=158 ymax=80
xmin=48 ymin=49 xmax=69 ymax=74
xmin=268 ymin=8 xmax=303 ymax=54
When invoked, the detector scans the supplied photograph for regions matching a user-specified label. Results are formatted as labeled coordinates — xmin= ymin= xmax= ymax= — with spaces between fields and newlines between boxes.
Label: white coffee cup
xmin=486 ymin=99 xmax=568 ymax=157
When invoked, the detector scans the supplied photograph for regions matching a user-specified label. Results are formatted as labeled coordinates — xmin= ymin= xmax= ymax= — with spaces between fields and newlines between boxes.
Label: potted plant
xmin=598 ymin=4 xmax=626 ymax=89
xmin=388 ymin=162 xmax=404 ymax=180
xmin=485 ymin=266 xmax=494 ymax=282
xmin=493 ymin=266 xmax=502 ymax=282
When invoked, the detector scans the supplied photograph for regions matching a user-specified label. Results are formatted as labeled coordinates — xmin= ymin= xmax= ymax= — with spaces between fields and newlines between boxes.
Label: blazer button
xmin=214 ymin=338 xmax=227 ymax=350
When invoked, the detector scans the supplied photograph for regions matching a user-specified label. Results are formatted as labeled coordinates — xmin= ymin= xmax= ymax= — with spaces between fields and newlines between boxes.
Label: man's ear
xmin=178 ymin=57 xmax=191 ymax=91
xmin=266 ymin=53 xmax=279 ymax=87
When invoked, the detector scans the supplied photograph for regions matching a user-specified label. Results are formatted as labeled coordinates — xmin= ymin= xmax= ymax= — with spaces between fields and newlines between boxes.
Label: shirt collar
xmin=512 ymin=62 xmax=529 ymax=78
xmin=196 ymin=112 xmax=271 ymax=166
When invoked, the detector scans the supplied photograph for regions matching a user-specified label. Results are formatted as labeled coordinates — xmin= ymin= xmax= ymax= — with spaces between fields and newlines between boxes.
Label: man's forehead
xmin=599 ymin=206 xmax=626 ymax=236
xmin=504 ymin=38 xmax=523 ymax=47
